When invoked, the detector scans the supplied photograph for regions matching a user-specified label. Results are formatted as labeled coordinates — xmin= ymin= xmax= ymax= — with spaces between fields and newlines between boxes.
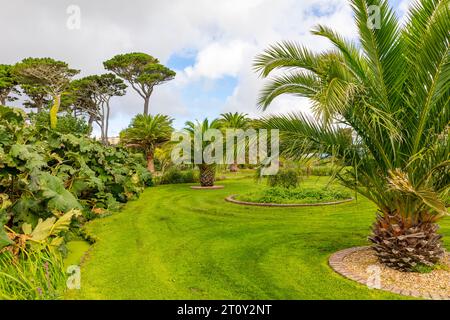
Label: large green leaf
xmin=9 ymin=144 xmax=47 ymax=170
xmin=0 ymin=194 xmax=12 ymax=249
xmin=31 ymin=172 xmax=82 ymax=211
xmin=22 ymin=209 xmax=81 ymax=243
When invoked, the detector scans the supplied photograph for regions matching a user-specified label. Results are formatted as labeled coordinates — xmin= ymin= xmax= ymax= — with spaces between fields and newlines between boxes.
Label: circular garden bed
xmin=329 ymin=246 xmax=450 ymax=300
xmin=226 ymin=186 xmax=353 ymax=207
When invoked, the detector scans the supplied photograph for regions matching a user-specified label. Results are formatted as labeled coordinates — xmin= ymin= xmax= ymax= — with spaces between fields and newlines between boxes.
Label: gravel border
xmin=329 ymin=246 xmax=450 ymax=300
xmin=225 ymin=194 xmax=354 ymax=207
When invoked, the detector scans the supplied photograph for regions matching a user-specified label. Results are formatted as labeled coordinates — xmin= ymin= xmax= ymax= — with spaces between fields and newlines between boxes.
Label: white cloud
xmin=0 ymin=0 xmax=377 ymax=136
xmin=183 ymin=41 xmax=251 ymax=80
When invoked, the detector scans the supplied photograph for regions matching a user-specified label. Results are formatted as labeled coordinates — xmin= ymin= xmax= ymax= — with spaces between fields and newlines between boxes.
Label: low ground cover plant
xmin=237 ymin=186 xmax=352 ymax=204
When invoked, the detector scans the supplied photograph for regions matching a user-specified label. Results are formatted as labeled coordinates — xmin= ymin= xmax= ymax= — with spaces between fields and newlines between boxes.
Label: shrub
xmin=30 ymin=111 xmax=91 ymax=135
xmin=238 ymin=186 xmax=352 ymax=204
xmin=0 ymin=106 xmax=151 ymax=228
xmin=267 ymin=169 xmax=300 ymax=189
xmin=159 ymin=168 xmax=198 ymax=185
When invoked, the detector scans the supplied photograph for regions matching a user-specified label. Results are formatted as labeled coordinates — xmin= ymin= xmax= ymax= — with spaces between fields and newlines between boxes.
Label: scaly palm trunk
xmin=146 ymin=152 xmax=155 ymax=173
xmin=369 ymin=211 xmax=445 ymax=272
xmin=198 ymin=164 xmax=216 ymax=187
xmin=229 ymin=162 xmax=239 ymax=172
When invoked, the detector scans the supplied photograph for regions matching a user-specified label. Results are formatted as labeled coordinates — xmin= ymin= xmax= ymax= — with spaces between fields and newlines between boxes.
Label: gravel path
xmin=335 ymin=247 xmax=450 ymax=299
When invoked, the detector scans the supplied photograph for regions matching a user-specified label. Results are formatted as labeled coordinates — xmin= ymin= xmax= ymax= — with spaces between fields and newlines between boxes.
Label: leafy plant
xmin=0 ymin=248 xmax=66 ymax=300
xmin=13 ymin=58 xmax=79 ymax=128
xmin=182 ymin=119 xmax=223 ymax=187
xmin=30 ymin=111 xmax=91 ymax=135
xmin=255 ymin=0 xmax=449 ymax=271
xmin=158 ymin=168 xmax=198 ymax=185
xmin=103 ymin=53 xmax=175 ymax=115
xmin=267 ymin=168 xmax=300 ymax=189
xmin=218 ymin=112 xmax=251 ymax=172
xmin=0 ymin=106 xmax=151 ymax=239
xmin=120 ymin=114 xmax=173 ymax=173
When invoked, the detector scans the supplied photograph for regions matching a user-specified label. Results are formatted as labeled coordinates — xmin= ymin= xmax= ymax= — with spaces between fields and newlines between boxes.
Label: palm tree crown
xmin=183 ymin=118 xmax=222 ymax=186
xmin=219 ymin=112 xmax=250 ymax=129
xmin=218 ymin=112 xmax=251 ymax=172
xmin=120 ymin=114 xmax=173 ymax=172
xmin=255 ymin=0 xmax=449 ymax=271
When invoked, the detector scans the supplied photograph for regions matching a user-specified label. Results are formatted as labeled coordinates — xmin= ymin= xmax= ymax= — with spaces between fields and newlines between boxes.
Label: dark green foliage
xmin=267 ymin=168 xmax=300 ymax=189
xmin=12 ymin=58 xmax=79 ymax=90
xmin=30 ymin=111 xmax=91 ymax=135
xmin=238 ymin=186 xmax=352 ymax=204
xmin=0 ymin=106 xmax=151 ymax=234
xmin=103 ymin=53 xmax=175 ymax=115
xmin=0 ymin=64 xmax=19 ymax=105
xmin=159 ymin=168 xmax=198 ymax=185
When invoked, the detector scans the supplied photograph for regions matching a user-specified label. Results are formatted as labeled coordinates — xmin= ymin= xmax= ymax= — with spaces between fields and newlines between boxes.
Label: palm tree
xmin=218 ymin=112 xmax=250 ymax=172
xmin=120 ymin=114 xmax=173 ymax=173
xmin=254 ymin=0 xmax=449 ymax=271
xmin=184 ymin=118 xmax=222 ymax=187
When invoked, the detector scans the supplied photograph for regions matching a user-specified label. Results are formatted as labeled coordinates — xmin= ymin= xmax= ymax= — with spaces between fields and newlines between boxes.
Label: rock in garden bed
xmin=329 ymin=246 xmax=450 ymax=299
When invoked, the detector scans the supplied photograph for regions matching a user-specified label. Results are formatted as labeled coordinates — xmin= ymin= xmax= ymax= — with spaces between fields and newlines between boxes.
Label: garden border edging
xmin=225 ymin=195 xmax=353 ymax=207
xmin=328 ymin=246 xmax=450 ymax=300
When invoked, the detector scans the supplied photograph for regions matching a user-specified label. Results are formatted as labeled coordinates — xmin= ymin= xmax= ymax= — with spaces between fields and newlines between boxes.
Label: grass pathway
xmin=66 ymin=176 xmax=450 ymax=299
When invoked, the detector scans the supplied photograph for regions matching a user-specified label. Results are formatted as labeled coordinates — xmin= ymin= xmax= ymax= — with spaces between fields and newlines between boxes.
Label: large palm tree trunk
xmin=369 ymin=212 xmax=445 ymax=272
xmin=199 ymin=164 xmax=216 ymax=187
xmin=147 ymin=152 xmax=155 ymax=173
xmin=229 ymin=162 xmax=239 ymax=172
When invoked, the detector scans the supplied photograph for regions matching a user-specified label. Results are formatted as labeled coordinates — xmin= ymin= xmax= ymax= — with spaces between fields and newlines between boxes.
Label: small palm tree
xmin=184 ymin=118 xmax=222 ymax=187
xmin=255 ymin=0 xmax=449 ymax=271
xmin=120 ymin=114 xmax=173 ymax=173
xmin=218 ymin=112 xmax=250 ymax=172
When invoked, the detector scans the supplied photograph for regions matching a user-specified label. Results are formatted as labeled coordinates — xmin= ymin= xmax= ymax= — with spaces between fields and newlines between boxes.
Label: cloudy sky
xmin=1 ymin=0 xmax=410 ymax=136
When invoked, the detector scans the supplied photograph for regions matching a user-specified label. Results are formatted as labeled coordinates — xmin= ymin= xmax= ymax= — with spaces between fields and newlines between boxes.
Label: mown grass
xmin=66 ymin=175 xmax=450 ymax=299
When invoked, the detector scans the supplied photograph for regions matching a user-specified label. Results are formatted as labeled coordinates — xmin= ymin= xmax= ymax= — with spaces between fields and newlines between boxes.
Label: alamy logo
xmin=367 ymin=5 xmax=381 ymax=30
xmin=171 ymin=128 xmax=279 ymax=175
xmin=366 ymin=265 xmax=381 ymax=289
xmin=66 ymin=5 xmax=81 ymax=30
xmin=66 ymin=265 xmax=81 ymax=289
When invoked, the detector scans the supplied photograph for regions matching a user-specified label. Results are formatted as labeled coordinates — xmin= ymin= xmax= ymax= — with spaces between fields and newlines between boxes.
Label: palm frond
xmin=253 ymin=41 xmax=322 ymax=77
xmin=257 ymin=72 xmax=320 ymax=110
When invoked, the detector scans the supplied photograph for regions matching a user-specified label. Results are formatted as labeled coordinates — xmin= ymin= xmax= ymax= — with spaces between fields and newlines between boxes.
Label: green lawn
xmin=65 ymin=175 xmax=450 ymax=300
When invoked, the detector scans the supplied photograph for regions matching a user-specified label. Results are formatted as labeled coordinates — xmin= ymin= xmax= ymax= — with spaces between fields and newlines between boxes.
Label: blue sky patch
xmin=167 ymin=53 xmax=196 ymax=71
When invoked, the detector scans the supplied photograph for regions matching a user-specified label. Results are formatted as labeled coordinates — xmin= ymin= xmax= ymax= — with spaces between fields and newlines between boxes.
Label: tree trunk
xmin=369 ymin=211 xmax=445 ymax=272
xmin=0 ymin=96 xmax=6 ymax=105
xmin=229 ymin=162 xmax=239 ymax=172
xmin=88 ymin=114 xmax=94 ymax=132
xmin=146 ymin=152 xmax=155 ymax=173
xmin=143 ymin=97 xmax=150 ymax=115
xmin=199 ymin=164 xmax=216 ymax=187
xmin=105 ymin=102 xmax=110 ymax=144
xmin=100 ymin=103 xmax=108 ymax=145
